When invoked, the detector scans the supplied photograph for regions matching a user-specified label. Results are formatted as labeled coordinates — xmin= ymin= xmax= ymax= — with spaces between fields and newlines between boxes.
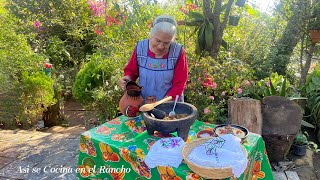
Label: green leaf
xmin=197 ymin=23 xmax=206 ymax=52
xmin=308 ymin=83 xmax=316 ymax=92
xmin=189 ymin=25 xmax=201 ymax=38
xmin=311 ymin=76 xmax=320 ymax=85
xmin=188 ymin=11 xmax=204 ymax=21
xmin=301 ymin=120 xmax=315 ymax=128
xmin=208 ymin=22 xmax=214 ymax=30
xmin=264 ymin=86 xmax=271 ymax=96
xmin=204 ymin=23 xmax=213 ymax=49
xmin=113 ymin=2 xmax=121 ymax=11
xmin=269 ymin=78 xmax=277 ymax=95
xmin=221 ymin=39 xmax=229 ymax=50
xmin=279 ymin=77 xmax=286 ymax=97
xmin=249 ymin=90 xmax=262 ymax=100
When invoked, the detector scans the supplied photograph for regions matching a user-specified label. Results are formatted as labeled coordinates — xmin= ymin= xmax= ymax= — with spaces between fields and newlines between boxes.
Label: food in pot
xmin=215 ymin=125 xmax=246 ymax=139
xmin=163 ymin=113 xmax=189 ymax=120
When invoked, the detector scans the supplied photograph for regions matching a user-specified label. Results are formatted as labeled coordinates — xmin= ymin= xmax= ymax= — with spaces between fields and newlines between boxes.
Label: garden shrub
xmin=73 ymin=52 xmax=126 ymax=121
xmin=303 ymin=64 xmax=320 ymax=126
xmin=0 ymin=1 xmax=56 ymax=129
xmin=185 ymin=54 xmax=254 ymax=124
xmin=18 ymin=72 xmax=55 ymax=128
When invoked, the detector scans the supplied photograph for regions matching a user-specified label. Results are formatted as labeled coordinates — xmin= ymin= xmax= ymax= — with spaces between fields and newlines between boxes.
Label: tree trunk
xmin=264 ymin=1 xmax=306 ymax=77
xmin=228 ymin=98 xmax=263 ymax=134
xmin=300 ymin=43 xmax=316 ymax=86
xmin=203 ymin=0 xmax=234 ymax=60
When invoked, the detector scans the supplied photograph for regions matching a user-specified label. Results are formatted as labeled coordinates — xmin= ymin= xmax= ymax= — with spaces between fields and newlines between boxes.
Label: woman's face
xmin=149 ymin=31 xmax=174 ymax=56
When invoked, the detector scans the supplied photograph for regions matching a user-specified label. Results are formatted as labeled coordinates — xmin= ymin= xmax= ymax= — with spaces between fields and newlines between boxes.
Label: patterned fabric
xmin=136 ymin=39 xmax=182 ymax=101
xmin=188 ymin=134 xmax=248 ymax=178
xmin=144 ymin=137 xmax=185 ymax=168
xmin=77 ymin=115 xmax=274 ymax=180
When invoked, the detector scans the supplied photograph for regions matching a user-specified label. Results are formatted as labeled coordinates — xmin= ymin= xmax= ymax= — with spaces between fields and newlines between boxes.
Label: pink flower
xmin=221 ymin=91 xmax=226 ymax=96
xmin=87 ymin=0 xmax=105 ymax=16
xmin=204 ymin=108 xmax=210 ymax=114
xmin=245 ymin=80 xmax=251 ymax=86
xmin=209 ymin=82 xmax=217 ymax=89
xmin=33 ymin=21 xmax=41 ymax=29
xmin=267 ymin=80 xmax=270 ymax=87
xmin=237 ymin=88 xmax=243 ymax=94
xmin=209 ymin=96 xmax=214 ymax=100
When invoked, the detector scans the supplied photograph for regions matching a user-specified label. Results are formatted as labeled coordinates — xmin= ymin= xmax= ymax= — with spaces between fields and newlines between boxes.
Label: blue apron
xmin=136 ymin=39 xmax=182 ymax=101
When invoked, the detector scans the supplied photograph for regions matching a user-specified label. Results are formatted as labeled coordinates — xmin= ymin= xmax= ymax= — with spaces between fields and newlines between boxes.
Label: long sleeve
xmin=124 ymin=47 xmax=139 ymax=81
xmin=166 ymin=48 xmax=188 ymax=98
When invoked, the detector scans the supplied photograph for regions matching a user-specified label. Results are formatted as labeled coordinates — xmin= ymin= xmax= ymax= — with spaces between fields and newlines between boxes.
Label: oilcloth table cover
xmin=77 ymin=115 xmax=274 ymax=180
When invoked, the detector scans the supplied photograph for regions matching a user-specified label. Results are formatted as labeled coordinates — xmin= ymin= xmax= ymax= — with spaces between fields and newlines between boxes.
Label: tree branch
xmin=203 ymin=0 xmax=214 ymax=22
xmin=213 ymin=0 xmax=222 ymax=28
xmin=221 ymin=0 xmax=235 ymax=31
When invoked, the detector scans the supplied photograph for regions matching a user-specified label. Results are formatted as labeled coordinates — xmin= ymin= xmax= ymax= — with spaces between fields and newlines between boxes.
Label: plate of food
xmin=214 ymin=124 xmax=249 ymax=142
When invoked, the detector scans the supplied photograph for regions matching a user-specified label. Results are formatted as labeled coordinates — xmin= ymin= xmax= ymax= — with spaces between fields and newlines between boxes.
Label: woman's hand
xmin=119 ymin=75 xmax=132 ymax=90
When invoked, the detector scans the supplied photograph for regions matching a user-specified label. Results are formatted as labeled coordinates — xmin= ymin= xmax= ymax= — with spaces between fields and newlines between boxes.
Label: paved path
xmin=0 ymin=126 xmax=85 ymax=180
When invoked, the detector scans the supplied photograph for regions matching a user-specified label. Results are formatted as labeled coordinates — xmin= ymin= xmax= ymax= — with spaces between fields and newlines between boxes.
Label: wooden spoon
xmin=139 ymin=96 xmax=172 ymax=112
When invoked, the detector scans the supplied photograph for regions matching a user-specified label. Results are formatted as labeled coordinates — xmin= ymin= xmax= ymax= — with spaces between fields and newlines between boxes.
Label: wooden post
xmin=228 ymin=98 xmax=262 ymax=134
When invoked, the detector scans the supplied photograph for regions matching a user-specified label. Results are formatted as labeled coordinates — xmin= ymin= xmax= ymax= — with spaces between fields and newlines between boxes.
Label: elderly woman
xmin=120 ymin=15 xmax=188 ymax=102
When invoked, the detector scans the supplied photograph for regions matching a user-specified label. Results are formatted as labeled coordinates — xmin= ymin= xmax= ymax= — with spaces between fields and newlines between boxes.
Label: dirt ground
xmin=62 ymin=100 xmax=96 ymax=127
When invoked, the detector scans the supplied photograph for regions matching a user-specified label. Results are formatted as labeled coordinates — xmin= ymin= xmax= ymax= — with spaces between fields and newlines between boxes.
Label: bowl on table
xmin=214 ymin=124 xmax=249 ymax=143
xmin=142 ymin=102 xmax=198 ymax=141
xmin=196 ymin=129 xmax=216 ymax=138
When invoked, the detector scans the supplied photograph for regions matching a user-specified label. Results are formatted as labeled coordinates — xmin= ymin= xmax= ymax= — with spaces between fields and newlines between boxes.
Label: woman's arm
xmin=124 ymin=47 xmax=139 ymax=81
xmin=119 ymin=47 xmax=139 ymax=90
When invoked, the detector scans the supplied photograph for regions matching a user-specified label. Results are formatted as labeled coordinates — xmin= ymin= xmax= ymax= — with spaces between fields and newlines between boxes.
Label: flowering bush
xmin=185 ymin=55 xmax=254 ymax=123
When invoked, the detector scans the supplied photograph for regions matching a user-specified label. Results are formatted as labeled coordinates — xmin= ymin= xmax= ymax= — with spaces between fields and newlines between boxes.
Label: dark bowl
xmin=142 ymin=102 xmax=198 ymax=141
xmin=214 ymin=124 xmax=249 ymax=142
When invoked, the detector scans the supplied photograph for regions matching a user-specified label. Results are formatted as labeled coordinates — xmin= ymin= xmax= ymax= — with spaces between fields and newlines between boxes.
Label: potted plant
xmin=228 ymin=16 xmax=240 ymax=26
xmin=308 ymin=4 xmax=320 ymax=43
xmin=292 ymin=132 xmax=308 ymax=156
xmin=236 ymin=0 xmax=246 ymax=7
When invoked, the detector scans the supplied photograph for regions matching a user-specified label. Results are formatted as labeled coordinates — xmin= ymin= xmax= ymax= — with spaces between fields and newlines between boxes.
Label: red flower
xmin=179 ymin=7 xmax=189 ymax=14
xmin=94 ymin=26 xmax=102 ymax=35
xmin=45 ymin=63 xmax=52 ymax=68
xmin=187 ymin=4 xmax=198 ymax=10
xmin=105 ymin=15 xmax=122 ymax=26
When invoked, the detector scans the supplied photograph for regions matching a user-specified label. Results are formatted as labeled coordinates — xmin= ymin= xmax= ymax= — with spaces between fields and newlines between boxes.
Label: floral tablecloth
xmin=77 ymin=115 xmax=273 ymax=180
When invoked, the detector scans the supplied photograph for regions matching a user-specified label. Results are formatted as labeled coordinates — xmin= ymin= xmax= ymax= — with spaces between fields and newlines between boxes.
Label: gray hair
xmin=150 ymin=15 xmax=177 ymax=38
